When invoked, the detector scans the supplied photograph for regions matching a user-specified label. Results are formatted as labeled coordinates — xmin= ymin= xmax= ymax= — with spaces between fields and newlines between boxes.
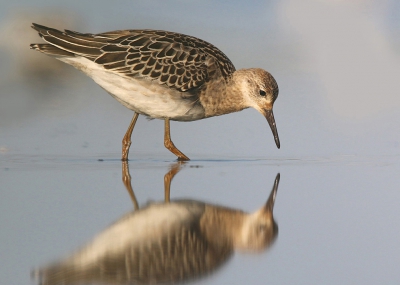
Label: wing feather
xmin=31 ymin=24 xmax=236 ymax=92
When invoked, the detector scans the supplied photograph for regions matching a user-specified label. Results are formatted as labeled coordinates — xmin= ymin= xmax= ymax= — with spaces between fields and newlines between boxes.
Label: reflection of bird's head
xmin=233 ymin=173 xmax=280 ymax=252
xmin=235 ymin=206 xmax=278 ymax=252
xmin=201 ymin=174 xmax=280 ymax=253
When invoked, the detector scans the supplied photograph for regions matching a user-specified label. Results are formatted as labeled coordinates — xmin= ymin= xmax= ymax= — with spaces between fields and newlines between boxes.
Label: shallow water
xmin=1 ymin=1 xmax=400 ymax=284
xmin=2 ymin=151 xmax=400 ymax=284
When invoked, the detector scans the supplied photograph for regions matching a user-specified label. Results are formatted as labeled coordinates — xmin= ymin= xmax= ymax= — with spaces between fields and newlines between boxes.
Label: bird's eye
xmin=259 ymin=90 xmax=266 ymax=96
xmin=258 ymin=224 xmax=267 ymax=233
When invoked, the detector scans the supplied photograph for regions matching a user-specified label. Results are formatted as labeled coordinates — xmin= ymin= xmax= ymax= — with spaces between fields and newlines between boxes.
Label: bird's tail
xmin=30 ymin=23 xmax=107 ymax=59
xmin=30 ymin=43 xmax=74 ymax=57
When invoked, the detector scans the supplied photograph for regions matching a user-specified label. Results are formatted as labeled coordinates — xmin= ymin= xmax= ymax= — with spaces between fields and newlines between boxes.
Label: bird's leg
xmin=122 ymin=160 xmax=139 ymax=210
xmin=164 ymin=162 xmax=186 ymax=202
xmin=122 ymin=112 xmax=139 ymax=161
xmin=164 ymin=118 xmax=190 ymax=161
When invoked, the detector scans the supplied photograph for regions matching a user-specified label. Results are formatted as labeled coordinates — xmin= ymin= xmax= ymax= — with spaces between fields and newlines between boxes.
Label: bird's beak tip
xmin=275 ymin=137 xmax=280 ymax=149
xmin=264 ymin=109 xmax=280 ymax=149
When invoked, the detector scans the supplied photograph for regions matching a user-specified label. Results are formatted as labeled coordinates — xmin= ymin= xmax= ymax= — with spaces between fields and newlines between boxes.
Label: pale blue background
xmin=1 ymin=1 xmax=400 ymax=284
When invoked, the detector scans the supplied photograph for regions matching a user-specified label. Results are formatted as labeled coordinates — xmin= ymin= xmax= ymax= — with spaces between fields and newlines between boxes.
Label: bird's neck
xmin=199 ymin=70 xmax=249 ymax=118
xmin=200 ymin=206 xmax=246 ymax=249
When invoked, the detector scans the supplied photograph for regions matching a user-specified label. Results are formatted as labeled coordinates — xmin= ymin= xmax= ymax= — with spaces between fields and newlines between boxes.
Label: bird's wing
xmin=31 ymin=23 xmax=236 ymax=92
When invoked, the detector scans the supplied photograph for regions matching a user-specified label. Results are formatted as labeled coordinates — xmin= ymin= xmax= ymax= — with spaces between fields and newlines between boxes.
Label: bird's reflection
xmin=36 ymin=163 xmax=280 ymax=285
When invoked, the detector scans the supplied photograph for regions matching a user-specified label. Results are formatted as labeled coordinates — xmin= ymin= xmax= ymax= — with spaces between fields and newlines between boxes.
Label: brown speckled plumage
xmin=30 ymin=24 xmax=235 ymax=93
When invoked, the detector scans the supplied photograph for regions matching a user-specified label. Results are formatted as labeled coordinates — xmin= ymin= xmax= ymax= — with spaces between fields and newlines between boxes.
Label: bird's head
xmin=237 ymin=68 xmax=280 ymax=149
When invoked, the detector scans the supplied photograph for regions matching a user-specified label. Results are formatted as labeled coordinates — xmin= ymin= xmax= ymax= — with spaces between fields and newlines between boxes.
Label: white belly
xmin=60 ymin=56 xmax=205 ymax=121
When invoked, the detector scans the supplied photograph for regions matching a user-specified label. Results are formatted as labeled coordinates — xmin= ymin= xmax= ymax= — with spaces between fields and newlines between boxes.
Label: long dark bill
xmin=265 ymin=109 xmax=280 ymax=149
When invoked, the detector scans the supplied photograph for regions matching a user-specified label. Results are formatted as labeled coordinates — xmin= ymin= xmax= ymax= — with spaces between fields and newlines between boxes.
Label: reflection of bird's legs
xmin=122 ymin=161 xmax=139 ymax=210
xmin=164 ymin=162 xmax=186 ymax=202
xmin=122 ymin=112 xmax=139 ymax=161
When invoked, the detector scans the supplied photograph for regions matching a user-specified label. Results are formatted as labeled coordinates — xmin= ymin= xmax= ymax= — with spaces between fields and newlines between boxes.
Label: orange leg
xmin=164 ymin=118 xmax=190 ymax=161
xmin=122 ymin=112 xmax=139 ymax=161
xmin=122 ymin=161 xmax=139 ymax=210
xmin=164 ymin=162 xmax=186 ymax=202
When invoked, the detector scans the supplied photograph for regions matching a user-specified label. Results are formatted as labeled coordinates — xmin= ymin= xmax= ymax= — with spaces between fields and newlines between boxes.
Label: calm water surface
xmin=1 ymin=153 xmax=399 ymax=284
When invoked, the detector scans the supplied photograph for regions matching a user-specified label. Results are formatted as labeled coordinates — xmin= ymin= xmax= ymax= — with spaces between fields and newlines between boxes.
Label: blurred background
xmin=1 ymin=0 xmax=399 ymax=284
